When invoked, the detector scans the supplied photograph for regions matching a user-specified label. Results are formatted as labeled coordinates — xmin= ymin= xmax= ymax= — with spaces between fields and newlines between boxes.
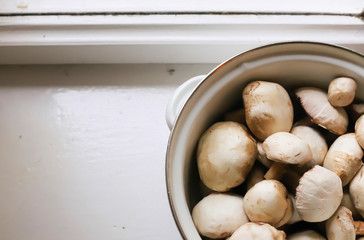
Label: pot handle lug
xmin=165 ymin=75 xmax=206 ymax=130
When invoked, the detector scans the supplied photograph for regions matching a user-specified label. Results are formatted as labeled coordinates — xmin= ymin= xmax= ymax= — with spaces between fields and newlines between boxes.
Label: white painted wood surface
xmin=1 ymin=0 xmax=362 ymax=14
xmin=1 ymin=14 xmax=364 ymax=64
xmin=0 ymin=63 xmax=216 ymax=240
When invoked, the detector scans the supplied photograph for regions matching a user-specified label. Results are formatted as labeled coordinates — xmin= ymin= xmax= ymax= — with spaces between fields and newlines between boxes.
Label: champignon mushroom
xmin=341 ymin=188 xmax=360 ymax=218
xmin=243 ymin=180 xmax=292 ymax=227
xmin=257 ymin=142 xmax=273 ymax=168
xmin=287 ymin=230 xmax=325 ymax=240
xmin=192 ymin=193 xmax=249 ymax=239
xmin=355 ymin=115 xmax=364 ymax=149
xmin=295 ymin=87 xmax=348 ymax=135
xmin=290 ymin=125 xmax=328 ymax=168
xmin=328 ymin=77 xmax=357 ymax=107
xmin=262 ymin=132 xmax=312 ymax=165
xmin=197 ymin=121 xmax=257 ymax=192
xmin=296 ymin=165 xmax=343 ymax=222
xmin=326 ymin=206 xmax=355 ymax=240
xmin=287 ymin=194 xmax=302 ymax=225
xmin=228 ymin=222 xmax=286 ymax=240
xmin=243 ymin=81 xmax=294 ymax=140
xmin=264 ymin=163 xmax=301 ymax=194
xmin=349 ymin=164 xmax=364 ymax=217
xmin=264 ymin=162 xmax=287 ymax=180
xmin=323 ymin=133 xmax=363 ymax=186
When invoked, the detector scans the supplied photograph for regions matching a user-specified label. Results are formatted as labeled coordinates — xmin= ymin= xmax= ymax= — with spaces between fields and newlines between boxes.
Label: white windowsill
xmin=1 ymin=13 xmax=364 ymax=64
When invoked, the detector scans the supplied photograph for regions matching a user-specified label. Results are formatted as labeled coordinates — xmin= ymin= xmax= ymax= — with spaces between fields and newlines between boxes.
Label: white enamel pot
xmin=165 ymin=42 xmax=364 ymax=240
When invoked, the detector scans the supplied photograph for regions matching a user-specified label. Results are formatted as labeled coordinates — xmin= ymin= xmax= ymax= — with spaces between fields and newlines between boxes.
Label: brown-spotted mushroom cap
xmin=290 ymin=125 xmax=328 ymax=168
xmin=262 ymin=132 xmax=312 ymax=165
xmin=228 ymin=222 xmax=286 ymax=240
xmin=296 ymin=165 xmax=343 ymax=222
xmin=295 ymin=87 xmax=348 ymax=135
xmin=355 ymin=115 xmax=364 ymax=149
xmin=243 ymin=81 xmax=294 ymax=140
xmin=349 ymin=164 xmax=364 ymax=217
xmin=328 ymin=77 xmax=357 ymax=107
xmin=243 ymin=180 xmax=292 ymax=227
xmin=197 ymin=121 xmax=257 ymax=192
xmin=287 ymin=230 xmax=325 ymax=240
xmin=325 ymin=206 xmax=355 ymax=240
xmin=192 ymin=193 xmax=249 ymax=239
xmin=323 ymin=133 xmax=363 ymax=186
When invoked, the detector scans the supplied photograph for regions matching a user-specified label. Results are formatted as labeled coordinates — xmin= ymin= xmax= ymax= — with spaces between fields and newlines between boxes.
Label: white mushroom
xmin=323 ymin=133 xmax=363 ymax=186
xmin=287 ymin=230 xmax=325 ymax=240
xmin=243 ymin=180 xmax=292 ymax=227
xmin=246 ymin=163 xmax=265 ymax=190
xmin=229 ymin=222 xmax=286 ymax=240
xmin=326 ymin=206 xmax=355 ymax=240
xmin=328 ymin=77 xmax=357 ymax=107
xmin=355 ymin=115 xmax=364 ymax=149
xmin=192 ymin=193 xmax=249 ymax=239
xmin=264 ymin=163 xmax=301 ymax=194
xmin=243 ymin=81 xmax=294 ymax=140
xmin=287 ymin=194 xmax=302 ymax=225
xmin=295 ymin=87 xmax=348 ymax=135
xmin=341 ymin=188 xmax=360 ymax=218
xmin=257 ymin=142 xmax=273 ymax=168
xmin=262 ymin=132 xmax=312 ymax=165
xmin=264 ymin=162 xmax=287 ymax=180
xmin=197 ymin=121 xmax=257 ymax=192
xmin=291 ymin=125 xmax=328 ymax=168
xmin=296 ymin=165 xmax=343 ymax=222
xmin=349 ymin=164 xmax=364 ymax=217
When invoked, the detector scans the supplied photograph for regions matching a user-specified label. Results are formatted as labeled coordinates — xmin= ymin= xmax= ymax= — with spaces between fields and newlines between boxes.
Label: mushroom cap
xmin=349 ymin=164 xmax=364 ymax=217
xmin=243 ymin=81 xmax=294 ymax=140
xmin=295 ymin=87 xmax=348 ymax=135
xmin=296 ymin=165 xmax=343 ymax=222
xmin=262 ymin=132 xmax=312 ymax=165
xmin=341 ymin=188 xmax=359 ymax=218
xmin=229 ymin=222 xmax=286 ymax=240
xmin=323 ymin=133 xmax=363 ymax=186
xmin=192 ymin=193 xmax=249 ymax=239
xmin=355 ymin=114 xmax=364 ymax=149
xmin=328 ymin=77 xmax=357 ymax=107
xmin=325 ymin=206 xmax=355 ymax=240
xmin=243 ymin=180 xmax=293 ymax=227
xmin=287 ymin=230 xmax=325 ymax=240
xmin=290 ymin=126 xmax=328 ymax=168
xmin=287 ymin=194 xmax=302 ymax=225
xmin=256 ymin=142 xmax=273 ymax=167
xmin=197 ymin=121 xmax=257 ymax=192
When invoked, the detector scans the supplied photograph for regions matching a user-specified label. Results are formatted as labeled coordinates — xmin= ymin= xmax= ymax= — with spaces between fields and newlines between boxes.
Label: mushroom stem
xmin=355 ymin=221 xmax=364 ymax=235
xmin=264 ymin=162 xmax=287 ymax=180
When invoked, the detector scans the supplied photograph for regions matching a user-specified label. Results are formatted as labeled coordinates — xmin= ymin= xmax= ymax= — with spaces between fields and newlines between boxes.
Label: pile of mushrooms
xmin=192 ymin=76 xmax=364 ymax=239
